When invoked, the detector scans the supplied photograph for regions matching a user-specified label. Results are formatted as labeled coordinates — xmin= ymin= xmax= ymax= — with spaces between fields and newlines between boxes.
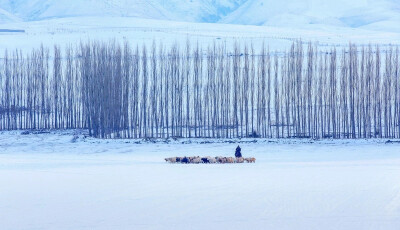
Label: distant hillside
xmin=0 ymin=0 xmax=399 ymax=32
xmin=221 ymin=0 xmax=400 ymax=31
xmin=0 ymin=7 xmax=21 ymax=23
xmin=0 ymin=0 xmax=246 ymax=22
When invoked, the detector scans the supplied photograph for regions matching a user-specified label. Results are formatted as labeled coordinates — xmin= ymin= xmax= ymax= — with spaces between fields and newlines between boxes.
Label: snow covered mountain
xmin=0 ymin=0 xmax=246 ymax=22
xmin=0 ymin=7 xmax=21 ymax=23
xmin=0 ymin=0 xmax=399 ymax=31
xmin=221 ymin=0 xmax=400 ymax=30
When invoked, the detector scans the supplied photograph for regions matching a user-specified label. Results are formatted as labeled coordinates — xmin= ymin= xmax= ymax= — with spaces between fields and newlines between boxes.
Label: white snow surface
xmin=1 ymin=16 xmax=400 ymax=53
xmin=1 ymin=130 xmax=400 ymax=230
xmin=1 ymin=1 xmax=400 ymax=53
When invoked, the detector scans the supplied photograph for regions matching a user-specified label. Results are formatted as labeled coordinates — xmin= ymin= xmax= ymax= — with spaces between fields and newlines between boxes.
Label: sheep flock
xmin=164 ymin=156 xmax=256 ymax=164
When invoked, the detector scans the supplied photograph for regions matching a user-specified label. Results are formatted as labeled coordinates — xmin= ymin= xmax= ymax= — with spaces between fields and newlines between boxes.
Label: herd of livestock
xmin=164 ymin=156 xmax=256 ymax=164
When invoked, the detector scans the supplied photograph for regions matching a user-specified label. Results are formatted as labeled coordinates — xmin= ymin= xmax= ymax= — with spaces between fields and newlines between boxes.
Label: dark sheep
xmin=181 ymin=157 xmax=189 ymax=164
xmin=201 ymin=157 xmax=209 ymax=163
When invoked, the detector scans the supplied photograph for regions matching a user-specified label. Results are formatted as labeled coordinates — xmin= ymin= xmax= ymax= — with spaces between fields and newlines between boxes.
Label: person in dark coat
xmin=235 ymin=145 xmax=242 ymax=158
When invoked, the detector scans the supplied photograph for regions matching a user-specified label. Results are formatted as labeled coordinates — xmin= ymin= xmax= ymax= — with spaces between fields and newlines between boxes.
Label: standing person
xmin=235 ymin=145 xmax=242 ymax=158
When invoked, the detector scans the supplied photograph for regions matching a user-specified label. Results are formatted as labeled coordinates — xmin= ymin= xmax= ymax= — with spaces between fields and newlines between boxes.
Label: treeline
xmin=0 ymin=41 xmax=399 ymax=139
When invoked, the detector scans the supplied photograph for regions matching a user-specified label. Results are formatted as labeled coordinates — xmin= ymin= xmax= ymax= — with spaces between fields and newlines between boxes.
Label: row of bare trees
xmin=0 ymin=41 xmax=399 ymax=139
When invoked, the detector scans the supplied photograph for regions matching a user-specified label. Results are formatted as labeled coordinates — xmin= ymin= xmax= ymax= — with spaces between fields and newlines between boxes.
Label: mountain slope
xmin=0 ymin=7 xmax=21 ymax=23
xmin=0 ymin=0 xmax=400 ymax=32
xmin=220 ymin=0 xmax=400 ymax=30
xmin=0 ymin=0 xmax=246 ymax=22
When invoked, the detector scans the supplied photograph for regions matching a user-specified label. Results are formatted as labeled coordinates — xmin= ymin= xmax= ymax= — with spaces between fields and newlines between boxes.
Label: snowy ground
xmin=1 ymin=130 xmax=400 ymax=230
xmin=2 ymin=2 xmax=400 ymax=229
xmin=1 ymin=16 xmax=400 ymax=53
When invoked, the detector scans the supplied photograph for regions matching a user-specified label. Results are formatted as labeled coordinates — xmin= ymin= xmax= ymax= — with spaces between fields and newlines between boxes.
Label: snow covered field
xmin=1 ymin=16 xmax=400 ymax=53
xmin=1 ymin=0 xmax=400 ymax=53
xmin=1 ymin=131 xmax=400 ymax=230
xmin=2 ymin=1 xmax=400 ymax=229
